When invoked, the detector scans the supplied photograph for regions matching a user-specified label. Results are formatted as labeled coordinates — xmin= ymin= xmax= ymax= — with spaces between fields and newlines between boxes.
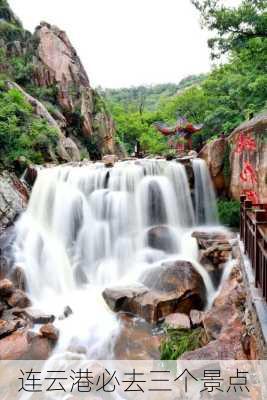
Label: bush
xmin=217 ymin=199 xmax=240 ymax=228
xmin=0 ymin=84 xmax=58 ymax=169
xmin=160 ymin=327 xmax=204 ymax=360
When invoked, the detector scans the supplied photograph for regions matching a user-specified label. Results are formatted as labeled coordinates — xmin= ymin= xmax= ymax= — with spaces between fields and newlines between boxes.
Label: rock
xmin=146 ymin=225 xmax=177 ymax=253
xmin=14 ymin=309 xmax=55 ymax=325
xmin=114 ymin=313 xmax=163 ymax=359
xmin=201 ymin=243 xmax=232 ymax=266
xmin=181 ymin=326 xmax=247 ymax=360
xmin=228 ymin=113 xmax=267 ymax=203
xmin=182 ymin=261 xmax=248 ymax=360
xmin=192 ymin=230 xmax=234 ymax=250
xmin=33 ymin=22 xmax=116 ymax=156
xmin=0 ymin=172 xmax=29 ymax=231
xmin=103 ymin=285 xmax=148 ymax=313
xmin=10 ymin=266 xmax=27 ymax=291
xmin=40 ymin=323 xmax=59 ymax=342
xmin=7 ymin=289 xmax=31 ymax=309
xmin=190 ymin=309 xmax=205 ymax=327
xmin=103 ymin=260 xmax=206 ymax=324
xmin=0 ymin=330 xmax=52 ymax=360
xmin=0 ymin=279 xmax=14 ymax=297
xmin=0 ymin=319 xmax=19 ymax=338
xmin=164 ymin=313 xmax=191 ymax=329
xmin=63 ymin=305 xmax=73 ymax=319
xmin=0 ymin=302 xmax=5 ymax=317
xmin=102 ymin=154 xmax=118 ymax=167
xmin=22 ymin=164 xmax=39 ymax=186
xmin=199 ymin=137 xmax=227 ymax=195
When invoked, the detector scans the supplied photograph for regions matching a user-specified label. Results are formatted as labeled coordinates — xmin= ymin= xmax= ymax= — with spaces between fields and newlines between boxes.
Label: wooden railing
xmin=240 ymin=195 xmax=267 ymax=302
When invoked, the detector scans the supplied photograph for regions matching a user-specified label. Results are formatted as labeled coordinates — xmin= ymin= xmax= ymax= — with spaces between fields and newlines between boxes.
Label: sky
xmin=8 ymin=0 xmax=240 ymax=89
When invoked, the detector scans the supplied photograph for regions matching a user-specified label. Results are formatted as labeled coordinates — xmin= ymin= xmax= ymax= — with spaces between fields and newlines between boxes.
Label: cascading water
xmin=192 ymin=158 xmax=219 ymax=226
xmin=12 ymin=159 xmax=217 ymax=359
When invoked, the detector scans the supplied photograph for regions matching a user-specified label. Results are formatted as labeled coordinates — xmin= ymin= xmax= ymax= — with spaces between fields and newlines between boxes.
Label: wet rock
xmin=182 ymin=262 xmax=247 ymax=360
xmin=0 ymin=319 xmax=19 ymax=338
xmin=0 ymin=330 xmax=52 ymax=360
xmin=64 ymin=305 xmax=73 ymax=317
xmin=103 ymin=285 xmax=148 ymax=313
xmin=164 ymin=313 xmax=191 ymax=329
xmin=146 ymin=225 xmax=177 ymax=253
xmin=14 ymin=309 xmax=55 ymax=325
xmin=190 ymin=309 xmax=205 ymax=327
xmin=102 ymin=154 xmax=118 ymax=167
xmin=40 ymin=323 xmax=59 ymax=342
xmin=201 ymin=243 xmax=232 ymax=266
xmin=142 ymin=260 xmax=206 ymax=299
xmin=10 ymin=266 xmax=27 ymax=291
xmin=22 ymin=164 xmax=39 ymax=187
xmin=203 ymin=267 xmax=246 ymax=341
xmin=114 ymin=313 xmax=163 ymax=359
xmin=192 ymin=231 xmax=235 ymax=250
xmin=103 ymin=260 xmax=206 ymax=324
xmin=7 ymin=289 xmax=31 ymax=309
xmin=0 ymin=278 xmax=14 ymax=297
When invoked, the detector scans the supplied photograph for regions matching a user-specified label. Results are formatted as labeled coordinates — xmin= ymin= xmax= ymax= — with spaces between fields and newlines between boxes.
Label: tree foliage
xmin=191 ymin=0 xmax=267 ymax=57
xmin=0 ymin=83 xmax=58 ymax=169
xmin=105 ymin=0 xmax=267 ymax=155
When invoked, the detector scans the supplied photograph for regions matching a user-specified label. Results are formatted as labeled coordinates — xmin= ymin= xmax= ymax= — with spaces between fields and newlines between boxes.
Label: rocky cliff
xmin=0 ymin=0 xmax=115 ymax=162
xmin=229 ymin=113 xmax=267 ymax=204
xmin=200 ymin=113 xmax=267 ymax=203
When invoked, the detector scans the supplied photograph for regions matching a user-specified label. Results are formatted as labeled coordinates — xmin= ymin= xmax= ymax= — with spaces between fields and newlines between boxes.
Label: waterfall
xmin=12 ymin=159 xmax=216 ymax=359
xmin=191 ymin=158 xmax=219 ymax=225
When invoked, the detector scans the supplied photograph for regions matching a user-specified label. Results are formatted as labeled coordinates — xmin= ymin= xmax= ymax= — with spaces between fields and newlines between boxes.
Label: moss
xmin=160 ymin=327 xmax=205 ymax=360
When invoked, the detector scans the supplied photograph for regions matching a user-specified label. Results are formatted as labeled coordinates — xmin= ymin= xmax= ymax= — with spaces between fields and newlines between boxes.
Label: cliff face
xmin=200 ymin=114 xmax=267 ymax=204
xmin=0 ymin=1 xmax=115 ymax=161
xmin=32 ymin=22 xmax=115 ymax=156
xmin=229 ymin=113 xmax=267 ymax=204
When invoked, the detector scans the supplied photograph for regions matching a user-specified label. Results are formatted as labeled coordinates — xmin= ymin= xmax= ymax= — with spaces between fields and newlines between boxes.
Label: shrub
xmin=0 ymin=84 xmax=58 ymax=169
xmin=217 ymin=199 xmax=240 ymax=228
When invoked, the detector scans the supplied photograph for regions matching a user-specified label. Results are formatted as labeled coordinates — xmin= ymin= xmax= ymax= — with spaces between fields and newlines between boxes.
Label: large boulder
xmin=0 ymin=330 xmax=52 ymax=360
xmin=114 ymin=313 xmax=163 ymax=359
xmin=199 ymin=137 xmax=227 ymax=194
xmin=103 ymin=260 xmax=206 ymax=324
xmin=228 ymin=113 xmax=267 ymax=203
xmin=146 ymin=225 xmax=178 ymax=253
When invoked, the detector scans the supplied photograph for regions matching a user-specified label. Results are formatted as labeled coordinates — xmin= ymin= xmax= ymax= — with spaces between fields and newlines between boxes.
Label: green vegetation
xmin=102 ymin=0 xmax=267 ymax=155
xmin=217 ymin=199 xmax=240 ymax=228
xmin=0 ymin=83 xmax=58 ymax=169
xmin=160 ymin=327 xmax=204 ymax=360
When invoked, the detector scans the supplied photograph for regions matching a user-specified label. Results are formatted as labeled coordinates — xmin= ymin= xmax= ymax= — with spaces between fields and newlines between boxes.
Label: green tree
xmin=191 ymin=0 xmax=267 ymax=57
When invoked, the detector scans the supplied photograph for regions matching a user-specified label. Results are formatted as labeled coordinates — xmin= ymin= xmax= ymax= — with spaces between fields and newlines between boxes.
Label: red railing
xmin=240 ymin=196 xmax=267 ymax=302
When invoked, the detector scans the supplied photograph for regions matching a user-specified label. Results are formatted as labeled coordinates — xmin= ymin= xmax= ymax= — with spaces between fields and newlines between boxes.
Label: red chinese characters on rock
xmin=235 ymin=131 xmax=258 ymax=204
xmin=235 ymin=132 xmax=257 ymax=154
xmin=243 ymin=190 xmax=259 ymax=205
xmin=240 ymin=161 xmax=258 ymax=185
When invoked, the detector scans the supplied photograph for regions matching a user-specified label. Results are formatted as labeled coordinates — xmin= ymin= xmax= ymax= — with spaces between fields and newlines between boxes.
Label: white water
xmin=192 ymin=158 xmax=219 ymax=225
xmin=13 ymin=159 xmax=218 ymax=359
